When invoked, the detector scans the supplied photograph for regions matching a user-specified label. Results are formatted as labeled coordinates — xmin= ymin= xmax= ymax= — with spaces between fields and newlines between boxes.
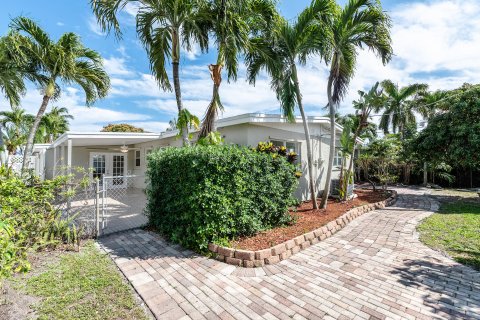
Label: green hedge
xmin=146 ymin=145 xmax=298 ymax=250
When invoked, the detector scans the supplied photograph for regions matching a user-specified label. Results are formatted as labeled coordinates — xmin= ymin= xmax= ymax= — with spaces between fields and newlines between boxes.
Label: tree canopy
xmin=101 ymin=123 xmax=145 ymax=133
xmin=414 ymin=85 xmax=480 ymax=169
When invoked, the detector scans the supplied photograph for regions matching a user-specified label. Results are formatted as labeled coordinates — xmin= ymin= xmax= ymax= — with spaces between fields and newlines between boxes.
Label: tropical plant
xmin=0 ymin=166 xmax=81 ymax=279
xmin=6 ymin=17 xmax=110 ymax=172
xmin=2 ymin=126 xmax=26 ymax=155
xmin=0 ymin=37 xmax=27 ymax=107
xmin=197 ymin=131 xmax=224 ymax=146
xmin=341 ymin=82 xmax=384 ymax=200
xmin=361 ymin=136 xmax=401 ymax=191
xmin=198 ymin=0 xmax=276 ymax=138
xmin=319 ymin=0 xmax=393 ymax=208
xmin=39 ymin=106 xmax=74 ymax=142
xmin=379 ymin=80 xmax=427 ymax=137
xmin=176 ymin=108 xmax=200 ymax=140
xmin=91 ymin=0 xmax=209 ymax=146
xmin=245 ymin=0 xmax=334 ymax=209
xmin=337 ymin=120 xmax=354 ymax=199
xmin=0 ymin=106 xmax=30 ymax=138
xmin=101 ymin=123 xmax=144 ymax=133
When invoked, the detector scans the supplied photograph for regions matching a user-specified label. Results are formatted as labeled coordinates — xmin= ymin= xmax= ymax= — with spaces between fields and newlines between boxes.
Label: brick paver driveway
xmin=99 ymin=188 xmax=480 ymax=320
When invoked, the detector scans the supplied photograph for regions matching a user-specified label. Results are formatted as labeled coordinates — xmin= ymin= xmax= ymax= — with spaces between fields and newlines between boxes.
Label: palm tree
xmin=2 ymin=126 xmax=26 ymax=155
xmin=6 ymin=17 xmax=110 ymax=171
xmin=40 ymin=106 xmax=73 ymax=143
xmin=342 ymin=82 xmax=384 ymax=200
xmin=379 ymin=80 xmax=427 ymax=137
xmin=246 ymin=0 xmax=334 ymax=209
xmin=91 ymin=0 xmax=209 ymax=146
xmin=198 ymin=0 xmax=276 ymax=138
xmin=0 ymin=38 xmax=27 ymax=107
xmin=415 ymin=89 xmax=448 ymax=120
xmin=0 ymin=106 xmax=30 ymax=138
xmin=319 ymin=0 xmax=393 ymax=209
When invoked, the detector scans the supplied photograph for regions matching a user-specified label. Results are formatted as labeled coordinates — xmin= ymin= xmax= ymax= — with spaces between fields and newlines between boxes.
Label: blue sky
xmin=1 ymin=0 xmax=479 ymax=132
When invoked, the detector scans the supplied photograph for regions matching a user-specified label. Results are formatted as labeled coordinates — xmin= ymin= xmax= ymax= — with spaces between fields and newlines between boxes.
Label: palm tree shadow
xmin=389 ymin=257 xmax=480 ymax=318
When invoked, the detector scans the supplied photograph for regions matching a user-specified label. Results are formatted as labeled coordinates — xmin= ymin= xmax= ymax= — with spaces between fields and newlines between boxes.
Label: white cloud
xmin=87 ymin=16 xmax=105 ymax=36
xmin=56 ymin=22 xmax=64 ymax=26
xmin=103 ymin=56 xmax=134 ymax=77
xmin=0 ymin=87 xmax=151 ymax=132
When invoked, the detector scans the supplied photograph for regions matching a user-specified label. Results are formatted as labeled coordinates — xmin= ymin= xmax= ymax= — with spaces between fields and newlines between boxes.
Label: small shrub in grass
xmin=146 ymin=145 xmax=299 ymax=250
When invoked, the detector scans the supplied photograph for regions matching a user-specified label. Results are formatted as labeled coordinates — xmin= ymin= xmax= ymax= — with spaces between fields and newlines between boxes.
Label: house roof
xmin=50 ymin=132 xmax=161 ymax=148
xmin=158 ymin=113 xmax=346 ymax=138
xmin=44 ymin=113 xmax=362 ymax=148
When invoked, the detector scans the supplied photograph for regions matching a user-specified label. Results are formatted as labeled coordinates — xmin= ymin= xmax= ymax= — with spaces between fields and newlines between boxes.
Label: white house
xmin=36 ymin=113 xmax=355 ymax=201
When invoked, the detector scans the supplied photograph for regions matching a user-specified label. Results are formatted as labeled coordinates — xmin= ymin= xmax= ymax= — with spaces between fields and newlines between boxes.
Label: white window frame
xmin=269 ymin=139 xmax=301 ymax=162
xmin=134 ymin=150 xmax=141 ymax=168
xmin=333 ymin=148 xmax=343 ymax=167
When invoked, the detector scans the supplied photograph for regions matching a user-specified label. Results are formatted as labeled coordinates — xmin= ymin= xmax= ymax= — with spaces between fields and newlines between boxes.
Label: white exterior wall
xmin=42 ymin=119 xmax=348 ymax=201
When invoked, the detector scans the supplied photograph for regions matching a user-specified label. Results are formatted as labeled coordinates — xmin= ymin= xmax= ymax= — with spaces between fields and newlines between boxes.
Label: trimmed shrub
xmin=146 ymin=145 xmax=298 ymax=250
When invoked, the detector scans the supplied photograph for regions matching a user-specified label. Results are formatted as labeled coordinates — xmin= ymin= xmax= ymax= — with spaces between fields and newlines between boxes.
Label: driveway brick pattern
xmin=99 ymin=188 xmax=480 ymax=320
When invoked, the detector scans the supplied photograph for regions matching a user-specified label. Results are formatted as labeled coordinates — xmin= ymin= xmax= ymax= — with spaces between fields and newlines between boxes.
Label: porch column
xmin=67 ymin=139 xmax=72 ymax=211
xmin=53 ymin=146 xmax=57 ymax=177
xmin=67 ymin=139 xmax=72 ymax=170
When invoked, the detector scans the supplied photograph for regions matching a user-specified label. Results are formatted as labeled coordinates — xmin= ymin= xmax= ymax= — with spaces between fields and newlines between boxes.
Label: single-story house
xmin=35 ymin=113 xmax=357 ymax=201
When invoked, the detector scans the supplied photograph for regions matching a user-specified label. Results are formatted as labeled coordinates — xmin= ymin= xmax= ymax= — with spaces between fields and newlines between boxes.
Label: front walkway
xmin=99 ymin=188 xmax=480 ymax=320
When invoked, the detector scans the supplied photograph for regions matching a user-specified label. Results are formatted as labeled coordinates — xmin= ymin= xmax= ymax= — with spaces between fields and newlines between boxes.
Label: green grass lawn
xmin=418 ymin=201 xmax=480 ymax=270
xmin=18 ymin=242 xmax=148 ymax=320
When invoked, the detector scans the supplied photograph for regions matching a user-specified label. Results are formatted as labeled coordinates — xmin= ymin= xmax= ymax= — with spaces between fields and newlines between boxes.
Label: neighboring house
xmin=35 ymin=113 xmax=355 ymax=201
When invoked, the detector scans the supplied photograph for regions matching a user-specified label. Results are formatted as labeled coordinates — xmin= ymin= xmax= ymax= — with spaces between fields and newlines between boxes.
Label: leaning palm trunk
xmin=292 ymin=65 xmax=318 ymax=209
xmin=343 ymin=127 xmax=360 ymax=201
xmin=22 ymin=95 xmax=50 ymax=171
xmin=320 ymin=75 xmax=335 ymax=209
xmin=199 ymin=64 xmax=223 ymax=138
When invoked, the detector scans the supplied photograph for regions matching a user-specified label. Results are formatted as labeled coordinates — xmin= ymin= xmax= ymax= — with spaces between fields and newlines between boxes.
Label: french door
xmin=89 ymin=153 xmax=127 ymax=188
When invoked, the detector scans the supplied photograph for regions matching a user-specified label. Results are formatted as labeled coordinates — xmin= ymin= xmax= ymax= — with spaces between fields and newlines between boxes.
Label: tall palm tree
xmin=40 ymin=106 xmax=73 ymax=143
xmin=246 ymin=0 xmax=334 ymax=209
xmin=379 ymin=80 xmax=427 ymax=137
xmin=319 ymin=0 xmax=392 ymax=209
xmin=91 ymin=0 xmax=209 ymax=146
xmin=6 ymin=17 xmax=110 ymax=171
xmin=198 ymin=0 xmax=276 ymax=138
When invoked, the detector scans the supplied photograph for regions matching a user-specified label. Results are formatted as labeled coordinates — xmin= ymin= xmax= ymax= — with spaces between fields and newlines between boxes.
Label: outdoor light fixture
xmin=120 ymin=144 xmax=129 ymax=153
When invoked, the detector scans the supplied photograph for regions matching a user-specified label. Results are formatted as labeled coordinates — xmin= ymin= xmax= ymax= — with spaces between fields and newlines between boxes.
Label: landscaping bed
xmin=231 ymin=189 xmax=390 ymax=251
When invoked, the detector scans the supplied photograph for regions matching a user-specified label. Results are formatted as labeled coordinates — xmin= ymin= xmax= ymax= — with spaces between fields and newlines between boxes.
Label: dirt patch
xmin=230 ymin=190 xmax=390 ymax=251
xmin=0 ymin=249 xmax=75 ymax=320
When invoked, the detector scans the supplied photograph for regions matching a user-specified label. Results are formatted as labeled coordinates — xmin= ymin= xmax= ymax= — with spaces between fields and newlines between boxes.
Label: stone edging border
xmin=208 ymin=190 xmax=398 ymax=268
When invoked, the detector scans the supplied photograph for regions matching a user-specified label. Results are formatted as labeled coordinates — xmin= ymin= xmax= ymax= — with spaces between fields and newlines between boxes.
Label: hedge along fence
xmin=145 ymin=145 xmax=299 ymax=251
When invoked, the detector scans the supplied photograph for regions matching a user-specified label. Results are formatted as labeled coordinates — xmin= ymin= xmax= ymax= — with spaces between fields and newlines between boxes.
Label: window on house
xmin=333 ymin=148 xmax=342 ymax=167
xmin=269 ymin=139 xmax=300 ymax=162
xmin=135 ymin=150 xmax=141 ymax=167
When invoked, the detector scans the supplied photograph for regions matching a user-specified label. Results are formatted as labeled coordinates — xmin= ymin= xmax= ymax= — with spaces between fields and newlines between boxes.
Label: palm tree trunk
xmin=199 ymin=64 xmax=222 ymax=139
xmin=343 ymin=128 xmax=360 ymax=201
xmin=320 ymin=75 xmax=336 ymax=209
xmin=22 ymin=95 xmax=50 ymax=172
xmin=172 ymin=29 xmax=188 ymax=147
xmin=292 ymin=65 xmax=318 ymax=209
xmin=172 ymin=61 xmax=189 ymax=146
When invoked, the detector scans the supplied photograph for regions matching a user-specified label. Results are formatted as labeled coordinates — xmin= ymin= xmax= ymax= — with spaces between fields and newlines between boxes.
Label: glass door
xmin=91 ymin=154 xmax=106 ymax=185
xmin=111 ymin=154 xmax=126 ymax=188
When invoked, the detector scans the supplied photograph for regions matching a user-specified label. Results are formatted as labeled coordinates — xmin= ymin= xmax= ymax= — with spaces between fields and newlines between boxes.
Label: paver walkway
xmin=99 ymin=188 xmax=480 ymax=320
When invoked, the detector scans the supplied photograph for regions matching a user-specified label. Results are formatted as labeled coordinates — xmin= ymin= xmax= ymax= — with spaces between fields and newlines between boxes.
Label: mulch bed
xmin=230 ymin=189 xmax=389 ymax=251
